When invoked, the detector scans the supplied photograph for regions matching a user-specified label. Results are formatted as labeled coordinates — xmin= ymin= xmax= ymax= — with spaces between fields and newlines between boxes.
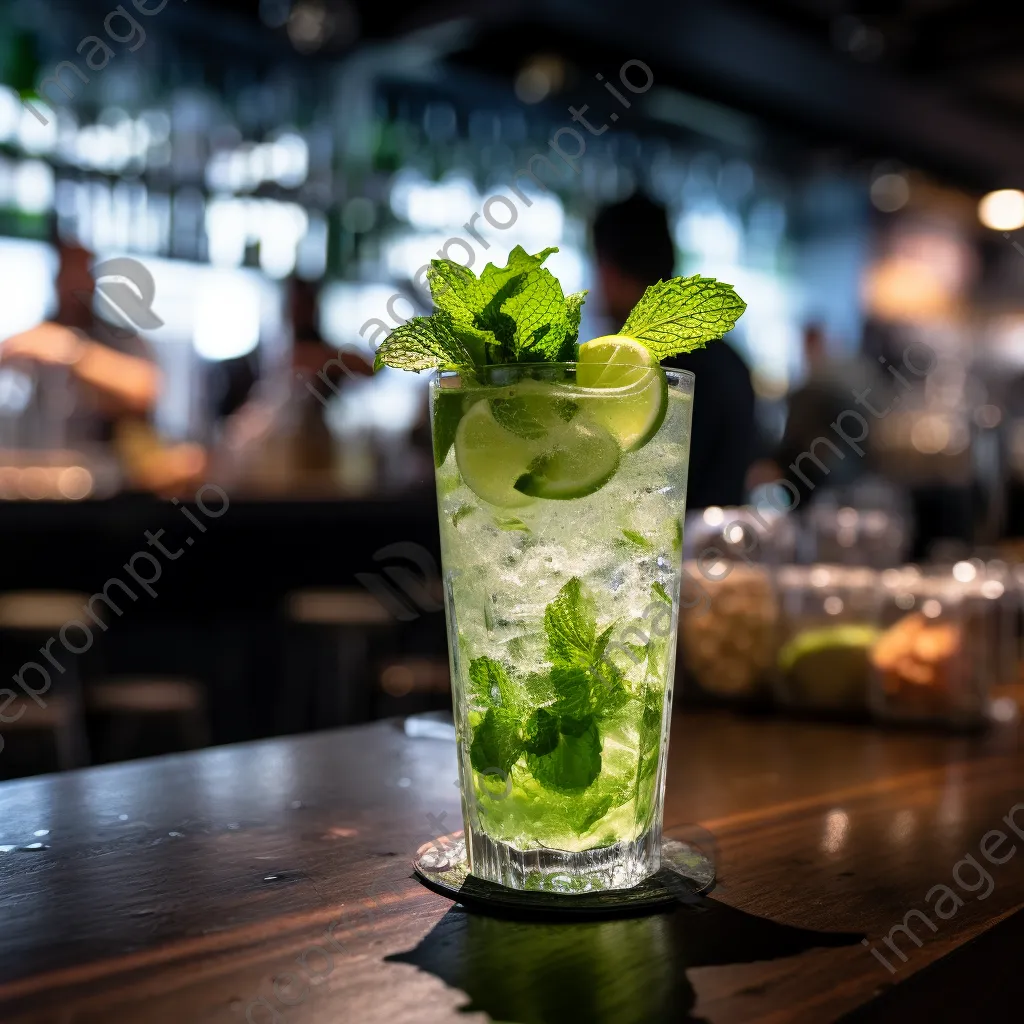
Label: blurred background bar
xmin=3 ymin=0 xmax=1024 ymax=777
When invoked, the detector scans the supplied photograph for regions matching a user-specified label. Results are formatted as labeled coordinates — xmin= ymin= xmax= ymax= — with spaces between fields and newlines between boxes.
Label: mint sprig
xmin=468 ymin=655 xmax=517 ymax=708
xmin=466 ymin=578 xmax=645 ymax=801
xmin=544 ymin=577 xmax=597 ymax=669
xmin=526 ymin=716 xmax=602 ymax=794
xmin=470 ymin=707 xmax=523 ymax=776
xmin=371 ymin=312 xmax=474 ymax=372
xmin=376 ymin=246 xmax=584 ymax=373
xmin=374 ymin=244 xmax=747 ymax=372
xmin=620 ymin=275 xmax=746 ymax=359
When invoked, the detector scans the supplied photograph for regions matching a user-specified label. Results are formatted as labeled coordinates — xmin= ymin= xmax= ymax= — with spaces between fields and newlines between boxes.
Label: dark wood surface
xmin=1 ymin=710 xmax=1023 ymax=1023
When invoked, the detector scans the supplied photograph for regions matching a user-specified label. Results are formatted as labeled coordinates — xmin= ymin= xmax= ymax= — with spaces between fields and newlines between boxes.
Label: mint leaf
xmin=470 ymin=708 xmax=522 ymax=776
xmin=526 ymin=716 xmax=601 ymax=792
xmin=373 ymin=312 xmax=474 ymax=372
xmin=544 ymin=578 xmax=596 ymax=668
xmin=427 ymin=258 xmax=476 ymax=300
xmin=427 ymin=259 xmax=495 ymax=364
xmin=564 ymin=290 xmax=587 ymax=346
xmin=593 ymin=622 xmax=616 ymax=666
xmin=471 ymin=246 xmax=559 ymax=355
xmin=490 ymin=397 xmax=550 ymax=439
xmin=432 ymin=389 xmax=465 ymax=467
xmin=450 ymin=504 xmax=475 ymax=528
xmin=621 ymin=529 xmax=654 ymax=550
xmin=553 ymin=398 xmax=578 ymax=422
xmin=555 ymin=290 xmax=587 ymax=361
xmin=493 ymin=390 xmax=579 ymax=439
xmin=621 ymin=275 xmax=746 ymax=359
xmin=520 ymin=667 xmax=556 ymax=704
xmin=625 ymin=642 xmax=650 ymax=664
xmin=591 ymin=624 xmax=623 ymax=698
xmin=550 ymin=664 xmax=593 ymax=719
xmin=592 ymin=626 xmax=632 ymax=707
xmin=382 ymin=247 xmax=583 ymax=369
xmin=494 ymin=515 xmax=531 ymax=533
xmin=551 ymin=658 xmax=631 ymax=719
xmin=541 ymin=583 xmax=636 ymax=718
xmin=521 ymin=708 xmax=559 ymax=756
xmin=468 ymin=656 xmax=516 ymax=708
xmin=501 ymin=264 xmax=568 ymax=359
xmin=597 ymin=674 xmax=633 ymax=716
xmin=426 ymin=259 xmax=478 ymax=317
xmin=637 ymin=696 xmax=664 ymax=777
xmin=652 ymin=581 xmax=672 ymax=605
xmin=566 ymin=793 xmax=614 ymax=836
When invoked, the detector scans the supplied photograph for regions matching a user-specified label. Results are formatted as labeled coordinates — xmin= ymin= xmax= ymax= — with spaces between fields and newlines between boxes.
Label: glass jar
xmin=919 ymin=560 xmax=1012 ymax=697
xmin=870 ymin=569 xmax=987 ymax=729
xmin=684 ymin=505 xmax=797 ymax=566
xmin=979 ymin=560 xmax=1016 ymax=688
xmin=678 ymin=558 xmax=778 ymax=704
xmin=774 ymin=565 xmax=882 ymax=715
xmin=807 ymin=505 xmax=906 ymax=568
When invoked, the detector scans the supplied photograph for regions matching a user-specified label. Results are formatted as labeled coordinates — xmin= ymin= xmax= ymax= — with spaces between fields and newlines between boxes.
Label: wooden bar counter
xmin=1 ymin=710 xmax=1022 ymax=1022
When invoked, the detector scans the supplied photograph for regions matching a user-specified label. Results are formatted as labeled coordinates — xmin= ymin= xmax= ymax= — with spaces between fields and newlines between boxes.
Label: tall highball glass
xmin=431 ymin=362 xmax=693 ymax=891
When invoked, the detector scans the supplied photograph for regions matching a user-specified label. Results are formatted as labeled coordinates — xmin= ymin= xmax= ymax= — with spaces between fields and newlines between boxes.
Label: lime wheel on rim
xmin=576 ymin=335 xmax=667 ymax=452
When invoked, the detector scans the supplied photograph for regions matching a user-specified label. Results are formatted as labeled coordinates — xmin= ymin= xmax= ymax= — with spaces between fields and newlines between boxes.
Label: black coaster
xmin=413 ymin=832 xmax=715 ymax=919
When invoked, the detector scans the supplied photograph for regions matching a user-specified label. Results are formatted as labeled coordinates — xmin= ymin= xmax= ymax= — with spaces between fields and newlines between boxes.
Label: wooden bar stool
xmin=0 ymin=591 xmax=92 ymax=775
xmin=86 ymin=677 xmax=210 ymax=762
xmin=376 ymin=655 xmax=451 ymax=718
xmin=282 ymin=589 xmax=395 ymax=731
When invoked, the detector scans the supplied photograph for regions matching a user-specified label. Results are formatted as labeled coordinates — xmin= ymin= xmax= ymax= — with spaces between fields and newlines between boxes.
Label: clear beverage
xmin=431 ymin=362 xmax=693 ymax=891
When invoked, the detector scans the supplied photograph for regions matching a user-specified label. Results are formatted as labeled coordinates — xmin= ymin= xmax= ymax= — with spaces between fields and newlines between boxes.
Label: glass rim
xmin=431 ymin=362 xmax=695 ymax=389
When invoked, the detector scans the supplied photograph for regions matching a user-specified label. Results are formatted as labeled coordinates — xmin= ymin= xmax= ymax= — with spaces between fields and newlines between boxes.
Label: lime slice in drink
xmin=576 ymin=335 xmax=668 ymax=451
xmin=455 ymin=381 xmax=621 ymax=505
xmin=454 ymin=399 xmax=538 ymax=508
xmin=513 ymin=417 xmax=620 ymax=500
xmin=488 ymin=379 xmax=578 ymax=440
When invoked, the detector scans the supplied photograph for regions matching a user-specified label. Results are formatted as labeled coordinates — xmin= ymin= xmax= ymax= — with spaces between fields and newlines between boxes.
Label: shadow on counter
xmin=388 ymin=894 xmax=863 ymax=1023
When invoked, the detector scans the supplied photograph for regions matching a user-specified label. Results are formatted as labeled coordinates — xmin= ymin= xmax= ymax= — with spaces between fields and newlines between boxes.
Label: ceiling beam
xmin=531 ymin=0 xmax=1024 ymax=189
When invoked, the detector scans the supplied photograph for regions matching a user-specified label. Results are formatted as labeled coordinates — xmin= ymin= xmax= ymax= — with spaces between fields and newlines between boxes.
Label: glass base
xmin=466 ymin=825 xmax=661 ymax=893
xmin=413 ymin=831 xmax=715 ymax=917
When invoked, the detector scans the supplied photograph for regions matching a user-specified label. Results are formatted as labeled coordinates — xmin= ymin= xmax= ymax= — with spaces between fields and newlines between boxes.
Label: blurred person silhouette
xmin=220 ymin=277 xmax=372 ymax=491
xmin=0 ymin=235 xmax=204 ymax=493
xmin=775 ymin=321 xmax=874 ymax=504
xmin=593 ymin=194 xmax=755 ymax=508
xmin=1 ymin=238 xmax=160 ymax=426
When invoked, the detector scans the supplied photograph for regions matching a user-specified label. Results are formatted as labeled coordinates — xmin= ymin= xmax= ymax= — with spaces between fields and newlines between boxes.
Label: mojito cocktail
xmin=434 ymin=361 xmax=692 ymax=890
xmin=376 ymin=246 xmax=745 ymax=891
